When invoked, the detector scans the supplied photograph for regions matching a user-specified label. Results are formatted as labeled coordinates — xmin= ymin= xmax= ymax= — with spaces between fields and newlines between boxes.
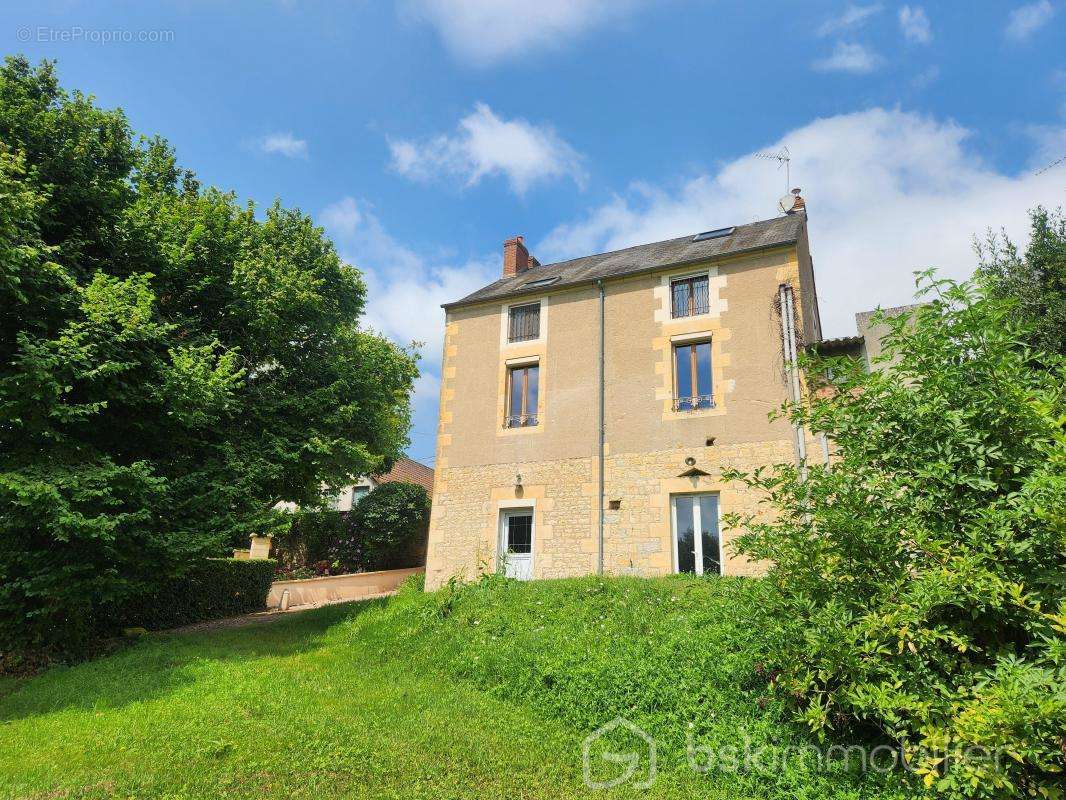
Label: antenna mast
xmin=754 ymin=147 xmax=791 ymax=193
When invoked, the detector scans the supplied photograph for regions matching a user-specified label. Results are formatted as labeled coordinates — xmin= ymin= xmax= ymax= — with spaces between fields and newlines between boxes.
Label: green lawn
xmin=0 ymin=576 xmax=918 ymax=799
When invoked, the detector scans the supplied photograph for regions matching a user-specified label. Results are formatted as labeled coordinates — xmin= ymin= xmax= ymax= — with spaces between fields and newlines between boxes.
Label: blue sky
xmin=4 ymin=1 xmax=1065 ymax=465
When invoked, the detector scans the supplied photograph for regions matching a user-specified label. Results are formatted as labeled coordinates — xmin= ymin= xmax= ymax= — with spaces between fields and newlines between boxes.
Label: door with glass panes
xmin=499 ymin=508 xmax=534 ymax=580
xmin=670 ymin=494 xmax=721 ymax=575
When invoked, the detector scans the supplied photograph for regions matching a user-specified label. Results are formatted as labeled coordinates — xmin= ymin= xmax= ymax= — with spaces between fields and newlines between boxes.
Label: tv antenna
xmin=754 ymin=147 xmax=791 ymax=193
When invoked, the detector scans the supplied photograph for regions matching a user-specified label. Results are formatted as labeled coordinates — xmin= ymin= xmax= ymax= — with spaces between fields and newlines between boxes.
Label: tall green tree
xmin=0 ymin=56 xmax=418 ymax=650
xmin=979 ymin=206 xmax=1066 ymax=359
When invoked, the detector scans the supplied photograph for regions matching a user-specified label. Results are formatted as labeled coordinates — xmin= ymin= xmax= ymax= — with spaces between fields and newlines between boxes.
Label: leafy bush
xmin=273 ymin=511 xmax=348 ymax=573
xmin=118 ymin=558 xmax=276 ymax=630
xmin=274 ymin=482 xmax=431 ymax=576
xmin=725 ymin=274 xmax=1065 ymax=798
xmin=344 ymin=482 xmax=430 ymax=571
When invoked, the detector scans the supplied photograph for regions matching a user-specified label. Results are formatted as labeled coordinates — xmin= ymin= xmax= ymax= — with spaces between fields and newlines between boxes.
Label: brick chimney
xmin=786 ymin=187 xmax=806 ymax=215
xmin=503 ymin=235 xmax=540 ymax=278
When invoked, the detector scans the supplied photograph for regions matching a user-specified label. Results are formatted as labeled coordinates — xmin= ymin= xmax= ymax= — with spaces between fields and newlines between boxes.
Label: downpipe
xmin=779 ymin=284 xmax=808 ymax=478
xmin=597 ymin=279 xmax=606 ymax=575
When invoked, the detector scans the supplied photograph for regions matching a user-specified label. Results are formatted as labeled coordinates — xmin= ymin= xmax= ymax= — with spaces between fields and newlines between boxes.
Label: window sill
xmin=667 ymin=311 xmax=714 ymax=325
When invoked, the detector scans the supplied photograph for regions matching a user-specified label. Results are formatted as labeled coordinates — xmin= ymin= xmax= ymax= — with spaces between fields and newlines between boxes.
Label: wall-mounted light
xmin=515 ymin=472 xmax=523 ymax=488
xmin=684 ymin=457 xmax=696 ymax=466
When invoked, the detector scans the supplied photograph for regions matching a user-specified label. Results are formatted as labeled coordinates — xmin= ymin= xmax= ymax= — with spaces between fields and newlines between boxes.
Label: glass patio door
xmin=670 ymin=494 xmax=721 ymax=576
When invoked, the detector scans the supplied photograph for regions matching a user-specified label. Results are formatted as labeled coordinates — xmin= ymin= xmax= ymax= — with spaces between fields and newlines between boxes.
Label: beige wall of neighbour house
xmin=426 ymin=237 xmax=818 ymax=590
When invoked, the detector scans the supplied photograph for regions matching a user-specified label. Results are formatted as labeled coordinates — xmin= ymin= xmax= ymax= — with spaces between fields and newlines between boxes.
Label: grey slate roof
xmin=443 ymin=214 xmax=806 ymax=309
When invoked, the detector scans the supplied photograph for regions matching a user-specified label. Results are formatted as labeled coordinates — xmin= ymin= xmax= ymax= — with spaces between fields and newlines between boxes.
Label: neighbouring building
xmin=425 ymin=193 xmax=848 ymax=590
xmin=812 ymin=304 xmax=922 ymax=369
xmin=326 ymin=456 xmax=435 ymax=512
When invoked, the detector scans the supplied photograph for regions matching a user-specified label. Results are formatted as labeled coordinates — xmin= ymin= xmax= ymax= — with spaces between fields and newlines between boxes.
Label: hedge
xmin=119 ymin=558 xmax=276 ymax=631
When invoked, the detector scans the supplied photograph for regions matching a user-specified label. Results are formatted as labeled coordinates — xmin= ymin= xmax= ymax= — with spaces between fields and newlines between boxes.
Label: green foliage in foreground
xmin=0 ymin=56 xmax=418 ymax=651
xmin=0 ymin=576 xmax=919 ymax=799
xmin=727 ymin=275 xmax=1066 ymax=799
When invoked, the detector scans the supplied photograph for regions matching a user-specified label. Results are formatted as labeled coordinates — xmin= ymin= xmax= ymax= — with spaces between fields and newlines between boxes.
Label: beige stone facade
xmin=425 ymin=217 xmax=822 ymax=590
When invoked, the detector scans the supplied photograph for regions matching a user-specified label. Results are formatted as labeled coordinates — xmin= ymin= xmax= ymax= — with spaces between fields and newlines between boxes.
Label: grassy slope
xmin=0 ymin=576 xmax=917 ymax=799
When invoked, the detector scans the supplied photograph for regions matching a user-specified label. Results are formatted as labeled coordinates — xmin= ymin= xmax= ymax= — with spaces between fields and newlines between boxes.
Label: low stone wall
xmin=267 ymin=566 xmax=424 ymax=609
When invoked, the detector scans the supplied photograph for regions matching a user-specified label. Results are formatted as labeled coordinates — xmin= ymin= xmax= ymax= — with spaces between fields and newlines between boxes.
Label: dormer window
xmin=671 ymin=274 xmax=709 ymax=318
xmin=508 ymin=302 xmax=540 ymax=343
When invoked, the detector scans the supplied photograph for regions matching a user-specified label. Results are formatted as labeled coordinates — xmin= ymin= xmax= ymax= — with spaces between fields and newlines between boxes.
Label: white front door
xmin=499 ymin=509 xmax=534 ymax=580
xmin=670 ymin=494 xmax=721 ymax=576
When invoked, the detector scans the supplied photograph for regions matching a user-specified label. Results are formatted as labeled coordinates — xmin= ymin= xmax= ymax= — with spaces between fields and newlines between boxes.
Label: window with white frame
xmin=671 ymin=493 xmax=721 ymax=575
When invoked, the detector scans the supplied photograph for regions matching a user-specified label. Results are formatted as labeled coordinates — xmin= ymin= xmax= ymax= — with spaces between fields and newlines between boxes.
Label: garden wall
xmin=267 ymin=566 xmax=424 ymax=609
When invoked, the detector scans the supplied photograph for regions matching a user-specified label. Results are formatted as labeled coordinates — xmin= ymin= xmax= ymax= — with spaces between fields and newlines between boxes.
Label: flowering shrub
xmin=335 ymin=482 xmax=430 ymax=571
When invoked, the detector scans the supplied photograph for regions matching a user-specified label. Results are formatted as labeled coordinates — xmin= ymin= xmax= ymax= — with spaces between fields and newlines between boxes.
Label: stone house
xmin=425 ymin=196 xmax=875 ymax=590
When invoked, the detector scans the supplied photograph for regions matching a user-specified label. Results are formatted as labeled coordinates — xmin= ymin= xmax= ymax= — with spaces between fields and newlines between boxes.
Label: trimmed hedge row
xmin=120 ymin=558 xmax=276 ymax=630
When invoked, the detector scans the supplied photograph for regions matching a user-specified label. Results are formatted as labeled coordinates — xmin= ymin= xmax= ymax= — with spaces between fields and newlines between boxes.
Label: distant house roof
xmin=373 ymin=457 xmax=435 ymax=496
xmin=443 ymin=214 xmax=805 ymax=310
xmin=811 ymin=335 xmax=865 ymax=355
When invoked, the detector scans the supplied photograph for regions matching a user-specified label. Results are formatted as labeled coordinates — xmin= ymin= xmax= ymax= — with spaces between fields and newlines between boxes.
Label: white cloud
xmin=1005 ymin=0 xmax=1055 ymax=42
xmin=1026 ymin=124 xmax=1066 ymax=171
xmin=319 ymin=197 xmax=361 ymax=237
xmin=538 ymin=108 xmax=1065 ymax=338
xmin=259 ymin=132 xmax=309 ymax=159
xmin=899 ymin=5 xmax=932 ymax=43
xmin=812 ymin=42 xmax=882 ymax=73
xmin=400 ymin=0 xmax=649 ymax=66
xmin=388 ymin=103 xmax=585 ymax=195
xmin=319 ymin=197 xmax=497 ymax=367
xmin=817 ymin=3 xmax=883 ymax=36
xmin=319 ymin=196 xmax=498 ymax=462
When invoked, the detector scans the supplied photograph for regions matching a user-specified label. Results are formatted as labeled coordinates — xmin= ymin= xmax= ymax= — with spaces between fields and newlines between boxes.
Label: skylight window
xmin=691 ymin=226 xmax=736 ymax=242
xmin=522 ymin=276 xmax=560 ymax=288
